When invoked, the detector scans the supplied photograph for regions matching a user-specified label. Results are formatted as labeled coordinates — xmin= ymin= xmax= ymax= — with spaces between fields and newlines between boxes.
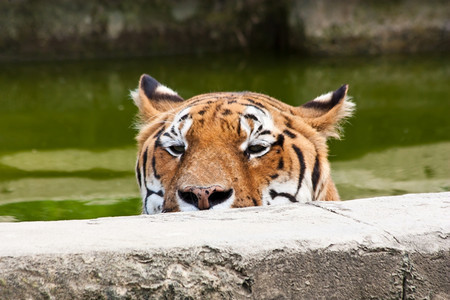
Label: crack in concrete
xmin=307 ymin=202 xmax=402 ymax=245
xmin=401 ymin=253 xmax=413 ymax=300
xmin=308 ymin=202 xmax=417 ymax=299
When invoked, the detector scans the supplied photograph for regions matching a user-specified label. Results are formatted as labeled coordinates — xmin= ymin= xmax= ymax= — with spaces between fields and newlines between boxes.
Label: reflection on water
xmin=0 ymin=54 xmax=449 ymax=221
xmin=333 ymin=142 xmax=449 ymax=199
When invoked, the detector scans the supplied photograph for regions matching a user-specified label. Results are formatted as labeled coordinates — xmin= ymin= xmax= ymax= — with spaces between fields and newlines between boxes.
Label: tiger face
xmin=132 ymin=74 xmax=354 ymax=214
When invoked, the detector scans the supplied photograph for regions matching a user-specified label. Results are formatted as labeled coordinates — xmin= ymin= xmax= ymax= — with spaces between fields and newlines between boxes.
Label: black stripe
xmin=142 ymin=147 xmax=149 ymax=182
xmin=302 ymin=84 xmax=348 ymax=111
xmin=198 ymin=110 xmax=206 ymax=115
xmin=222 ymin=109 xmax=232 ymax=115
xmin=252 ymin=198 xmax=258 ymax=206
xmin=312 ymin=156 xmax=321 ymax=193
xmin=141 ymin=74 xmax=184 ymax=103
xmin=143 ymin=198 xmax=148 ymax=214
xmin=277 ymin=158 xmax=284 ymax=170
xmin=136 ymin=159 xmax=142 ymax=188
xmin=170 ymin=127 xmax=176 ymax=135
xmin=180 ymin=114 xmax=189 ymax=121
xmin=246 ymin=95 xmax=284 ymax=111
xmin=269 ymin=189 xmax=298 ymax=203
xmin=154 ymin=138 xmax=162 ymax=149
xmin=215 ymin=103 xmax=223 ymax=112
xmin=244 ymin=114 xmax=258 ymax=121
xmin=185 ymin=95 xmax=218 ymax=106
xmin=155 ymin=94 xmax=184 ymax=103
xmin=292 ymin=145 xmax=306 ymax=196
xmin=245 ymin=99 xmax=266 ymax=109
xmin=237 ymin=120 xmax=241 ymax=136
xmin=153 ymin=128 xmax=165 ymax=149
xmin=136 ymin=160 xmax=142 ymax=188
xmin=259 ymin=130 xmax=271 ymax=136
xmin=146 ymin=189 xmax=164 ymax=198
xmin=163 ymin=132 xmax=173 ymax=138
xmin=269 ymin=174 xmax=279 ymax=179
xmin=272 ymin=134 xmax=285 ymax=149
xmin=285 ymin=119 xmax=293 ymax=129
xmin=283 ymin=129 xmax=296 ymax=138
xmin=153 ymin=126 xmax=165 ymax=138
xmin=151 ymin=155 xmax=160 ymax=179
xmin=244 ymin=104 xmax=267 ymax=115
xmin=144 ymin=189 xmax=164 ymax=214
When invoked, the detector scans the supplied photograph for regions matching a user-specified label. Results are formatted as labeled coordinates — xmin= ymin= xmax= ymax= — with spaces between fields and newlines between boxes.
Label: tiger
xmin=131 ymin=74 xmax=354 ymax=214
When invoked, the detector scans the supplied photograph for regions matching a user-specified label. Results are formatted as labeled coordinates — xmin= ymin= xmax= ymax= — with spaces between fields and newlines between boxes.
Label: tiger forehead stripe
xmin=244 ymin=94 xmax=285 ymax=111
xmin=243 ymin=104 xmax=268 ymax=116
xmin=175 ymin=107 xmax=191 ymax=122
xmin=172 ymin=107 xmax=192 ymax=131
xmin=222 ymin=109 xmax=232 ymax=115
xmin=244 ymin=114 xmax=259 ymax=121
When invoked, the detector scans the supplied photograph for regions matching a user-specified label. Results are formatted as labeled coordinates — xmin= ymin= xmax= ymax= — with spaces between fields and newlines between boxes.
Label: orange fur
xmin=132 ymin=75 xmax=354 ymax=213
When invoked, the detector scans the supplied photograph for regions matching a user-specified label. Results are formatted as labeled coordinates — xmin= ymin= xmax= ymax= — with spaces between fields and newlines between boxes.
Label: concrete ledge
xmin=1 ymin=193 xmax=449 ymax=299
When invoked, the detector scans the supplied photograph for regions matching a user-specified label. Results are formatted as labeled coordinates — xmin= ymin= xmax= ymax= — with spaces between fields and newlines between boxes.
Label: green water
xmin=0 ymin=54 xmax=449 ymax=221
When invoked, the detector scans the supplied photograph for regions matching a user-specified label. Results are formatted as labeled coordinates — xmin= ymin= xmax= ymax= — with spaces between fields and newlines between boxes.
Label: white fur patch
xmin=261 ymin=179 xmax=297 ymax=205
xmin=156 ymin=84 xmax=178 ymax=96
xmin=130 ymin=88 xmax=140 ymax=107
xmin=159 ymin=108 xmax=192 ymax=156
xmin=180 ymin=117 xmax=193 ymax=138
xmin=262 ymin=173 xmax=314 ymax=205
xmin=145 ymin=192 xmax=165 ymax=214
xmin=239 ymin=106 xmax=276 ymax=158
xmin=311 ymin=91 xmax=333 ymax=103
xmin=295 ymin=173 xmax=313 ymax=203
xmin=143 ymin=172 xmax=165 ymax=214
xmin=129 ymin=84 xmax=178 ymax=109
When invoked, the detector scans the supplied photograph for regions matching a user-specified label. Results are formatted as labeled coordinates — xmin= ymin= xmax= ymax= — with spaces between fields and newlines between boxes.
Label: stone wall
xmin=0 ymin=192 xmax=449 ymax=299
xmin=0 ymin=0 xmax=448 ymax=60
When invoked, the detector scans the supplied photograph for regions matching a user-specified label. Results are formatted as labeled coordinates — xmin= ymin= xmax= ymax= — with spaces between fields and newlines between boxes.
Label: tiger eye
xmin=169 ymin=145 xmax=185 ymax=155
xmin=247 ymin=144 xmax=267 ymax=154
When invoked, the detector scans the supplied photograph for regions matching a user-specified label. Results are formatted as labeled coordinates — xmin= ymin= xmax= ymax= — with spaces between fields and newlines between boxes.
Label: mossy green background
xmin=0 ymin=53 xmax=449 ymax=221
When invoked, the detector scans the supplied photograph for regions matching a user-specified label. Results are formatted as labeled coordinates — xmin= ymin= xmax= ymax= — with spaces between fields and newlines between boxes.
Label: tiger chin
xmin=131 ymin=74 xmax=355 ymax=214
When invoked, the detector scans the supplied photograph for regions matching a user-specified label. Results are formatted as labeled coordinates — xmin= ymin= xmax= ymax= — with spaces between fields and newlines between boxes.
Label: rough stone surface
xmin=289 ymin=0 xmax=450 ymax=55
xmin=0 ymin=192 xmax=449 ymax=299
xmin=0 ymin=0 xmax=448 ymax=60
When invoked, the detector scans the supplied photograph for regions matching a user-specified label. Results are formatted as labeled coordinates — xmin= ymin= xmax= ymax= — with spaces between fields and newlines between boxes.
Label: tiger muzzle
xmin=178 ymin=185 xmax=233 ymax=210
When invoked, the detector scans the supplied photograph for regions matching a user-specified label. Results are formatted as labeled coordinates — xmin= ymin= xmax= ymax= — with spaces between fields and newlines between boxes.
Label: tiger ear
xmin=296 ymin=84 xmax=355 ymax=139
xmin=130 ymin=74 xmax=184 ymax=119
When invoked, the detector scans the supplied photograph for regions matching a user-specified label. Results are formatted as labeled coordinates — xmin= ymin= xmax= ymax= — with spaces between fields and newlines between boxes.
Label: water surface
xmin=0 ymin=54 xmax=448 ymax=221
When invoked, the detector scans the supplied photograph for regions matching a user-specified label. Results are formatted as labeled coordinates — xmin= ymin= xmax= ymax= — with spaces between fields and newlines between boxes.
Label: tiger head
xmin=131 ymin=74 xmax=354 ymax=214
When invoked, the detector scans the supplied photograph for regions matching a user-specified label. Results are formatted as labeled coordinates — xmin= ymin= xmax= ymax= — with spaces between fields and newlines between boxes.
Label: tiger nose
xmin=178 ymin=185 xmax=233 ymax=210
